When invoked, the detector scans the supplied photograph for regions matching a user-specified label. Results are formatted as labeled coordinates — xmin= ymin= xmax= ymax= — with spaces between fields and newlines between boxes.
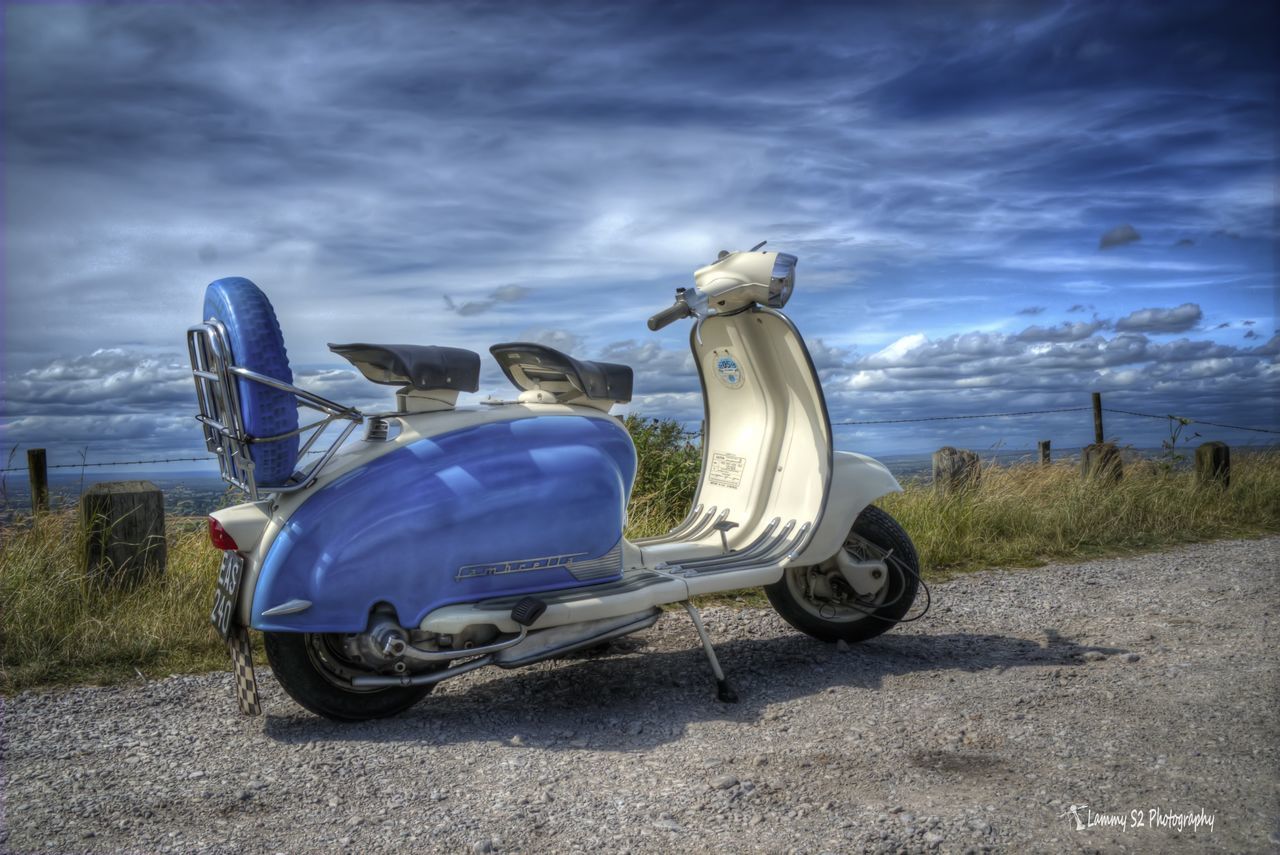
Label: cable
xmin=832 ymin=406 xmax=1091 ymax=426
xmin=1102 ymin=408 xmax=1280 ymax=435
xmin=0 ymin=448 xmax=328 ymax=473
xmin=1 ymin=456 xmax=217 ymax=472
xmin=814 ymin=538 xmax=931 ymax=625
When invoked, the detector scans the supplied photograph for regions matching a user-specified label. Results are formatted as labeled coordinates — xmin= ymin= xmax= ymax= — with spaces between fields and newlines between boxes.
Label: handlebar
xmin=647 ymin=298 xmax=693 ymax=331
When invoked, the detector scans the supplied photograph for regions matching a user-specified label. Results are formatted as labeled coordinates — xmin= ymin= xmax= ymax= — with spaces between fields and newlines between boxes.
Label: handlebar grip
xmin=648 ymin=301 xmax=693 ymax=331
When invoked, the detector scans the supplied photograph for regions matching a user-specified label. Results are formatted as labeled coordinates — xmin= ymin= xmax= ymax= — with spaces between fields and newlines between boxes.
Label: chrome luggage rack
xmin=187 ymin=320 xmax=363 ymax=501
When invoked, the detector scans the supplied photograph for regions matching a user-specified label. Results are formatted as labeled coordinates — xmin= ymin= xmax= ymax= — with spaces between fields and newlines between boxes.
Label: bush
xmin=621 ymin=414 xmax=702 ymax=538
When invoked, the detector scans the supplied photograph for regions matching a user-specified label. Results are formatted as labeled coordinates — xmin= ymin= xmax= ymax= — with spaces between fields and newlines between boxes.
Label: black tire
xmin=765 ymin=505 xmax=920 ymax=644
xmin=202 ymin=277 xmax=299 ymax=485
xmin=263 ymin=632 xmax=435 ymax=721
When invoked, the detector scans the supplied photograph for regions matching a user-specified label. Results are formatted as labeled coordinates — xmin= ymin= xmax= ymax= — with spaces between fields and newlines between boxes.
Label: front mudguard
xmin=789 ymin=451 xmax=902 ymax=566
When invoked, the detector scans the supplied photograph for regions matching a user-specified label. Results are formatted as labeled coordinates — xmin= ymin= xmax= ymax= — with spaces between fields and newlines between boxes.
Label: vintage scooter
xmin=187 ymin=245 xmax=923 ymax=721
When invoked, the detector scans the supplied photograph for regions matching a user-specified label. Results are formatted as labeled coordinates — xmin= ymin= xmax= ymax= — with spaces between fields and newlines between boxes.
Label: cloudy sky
xmin=2 ymin=1 xmax=1277 ymax=473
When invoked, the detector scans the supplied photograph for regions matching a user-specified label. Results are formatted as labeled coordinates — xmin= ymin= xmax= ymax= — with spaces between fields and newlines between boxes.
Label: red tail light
xmin=208 ymin=517 xmax=240 ymax=551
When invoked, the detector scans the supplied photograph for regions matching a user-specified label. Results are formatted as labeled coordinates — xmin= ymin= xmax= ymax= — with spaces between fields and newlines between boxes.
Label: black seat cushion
xmin=329 ymin=343 xmax=481 ymax=393
xmin=490 ymin=343 xmax=633 ymax=403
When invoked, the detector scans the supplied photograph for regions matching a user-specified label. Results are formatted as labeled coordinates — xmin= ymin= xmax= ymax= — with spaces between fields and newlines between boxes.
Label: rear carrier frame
xmin=187 ymin=320 xmax=363 ymax=500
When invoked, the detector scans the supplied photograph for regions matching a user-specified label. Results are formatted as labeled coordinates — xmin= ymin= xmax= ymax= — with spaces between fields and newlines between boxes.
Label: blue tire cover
xmin=202 ymin=277 xmax=299 ymax=486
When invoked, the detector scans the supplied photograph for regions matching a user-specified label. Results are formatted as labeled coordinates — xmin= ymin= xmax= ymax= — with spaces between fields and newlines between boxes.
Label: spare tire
xmin=202 ymin=277 xmax=299 ymax=486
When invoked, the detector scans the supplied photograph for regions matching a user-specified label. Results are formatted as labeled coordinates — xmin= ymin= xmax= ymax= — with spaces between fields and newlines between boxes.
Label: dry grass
xmin=1 ymin=516 xmax=229 ymax=693
xmin=879 ymin=449 xmax=1280 ymax=577
xmin=3 ymin=429 xmax=1276 ymax=693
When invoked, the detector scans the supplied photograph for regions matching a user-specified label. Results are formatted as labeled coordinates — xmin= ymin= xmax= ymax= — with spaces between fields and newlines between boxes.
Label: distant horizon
xmin=7 ymin=442 xmax=1276 ymax=489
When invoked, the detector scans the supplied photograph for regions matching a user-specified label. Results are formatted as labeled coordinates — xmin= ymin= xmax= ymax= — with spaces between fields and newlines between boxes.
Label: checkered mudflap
xmin=226 ymin=624 xmax=262 ymax=716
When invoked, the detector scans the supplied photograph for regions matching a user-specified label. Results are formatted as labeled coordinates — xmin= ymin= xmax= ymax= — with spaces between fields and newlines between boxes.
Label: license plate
xmin=210 ymin=551 xmax=245 ymax=642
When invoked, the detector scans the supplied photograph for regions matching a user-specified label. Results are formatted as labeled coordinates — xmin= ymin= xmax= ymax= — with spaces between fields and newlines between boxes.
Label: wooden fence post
xmin=1091 ymin=392 xmax=1104 ymax=444
xmin=1038 ymin=440 xmax=1051 ymax=466
xmin=1081 ymin=393 xmax=1122 ymax=482
xmin=81 ymin=480 xmax=167 ymax=589
xmin=27 ymin=448 xmax=49 ymax=514
xmin=1081 ymin=442 xmax=1123 ymax=482
xmin=933 ymin=446 xmax=980 ymax=494
xmin=1195 ymin=441 xmax=1230 ymax=489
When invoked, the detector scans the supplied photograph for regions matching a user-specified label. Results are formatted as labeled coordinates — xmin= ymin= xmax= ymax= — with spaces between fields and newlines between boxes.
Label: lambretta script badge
xmin=456 ymin=552 xmax=588 ymax=580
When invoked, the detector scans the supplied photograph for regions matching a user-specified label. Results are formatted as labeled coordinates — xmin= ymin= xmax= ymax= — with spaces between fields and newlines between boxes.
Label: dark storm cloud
xmin=1114 ymin=303 xmax=1203 ymax=334
xmin=1099 ymin=224 xmax=1141 ymax=250
xmin=1017 ymin=306 xmax=1046 ymax=316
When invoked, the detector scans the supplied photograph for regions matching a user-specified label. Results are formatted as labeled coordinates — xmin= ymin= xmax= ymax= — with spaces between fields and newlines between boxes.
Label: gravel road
xmin=4 ymin=537 xmax=1278 ymax=854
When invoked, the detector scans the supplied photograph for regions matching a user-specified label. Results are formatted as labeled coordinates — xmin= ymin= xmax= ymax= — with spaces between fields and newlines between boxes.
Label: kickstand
xmin=680 ymin=601 xmax=738 ymax=703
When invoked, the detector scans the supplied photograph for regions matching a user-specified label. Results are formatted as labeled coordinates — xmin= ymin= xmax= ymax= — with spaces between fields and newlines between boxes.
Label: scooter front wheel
xmin=765 ymin=505 xmax=920 ymax=644
xmin=263 ymin=632 xmax=439 ymax=721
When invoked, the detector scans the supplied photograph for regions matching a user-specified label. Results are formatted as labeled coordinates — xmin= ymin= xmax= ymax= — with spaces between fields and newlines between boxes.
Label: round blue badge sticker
xmin=715 ymin=354 xmax=744 ymax=388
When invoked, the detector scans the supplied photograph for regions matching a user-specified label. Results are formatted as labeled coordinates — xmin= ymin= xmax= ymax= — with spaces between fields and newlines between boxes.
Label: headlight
xmin=767 ymin=253 xmax=798 ymax=307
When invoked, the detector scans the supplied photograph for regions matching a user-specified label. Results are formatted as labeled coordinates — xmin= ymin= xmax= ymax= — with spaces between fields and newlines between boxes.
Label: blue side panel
xmin=252 ymin=415 xmax=636 ymax=633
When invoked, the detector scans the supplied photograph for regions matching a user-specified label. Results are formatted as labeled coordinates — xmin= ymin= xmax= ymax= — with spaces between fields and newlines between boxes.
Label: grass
xmin=3 ymin=421 xmax=1277 ymax=694
xmin=879 ymin=450 xmax=1280 ymax=578
xmin=1 ymin=515 xmax=232 ymax=692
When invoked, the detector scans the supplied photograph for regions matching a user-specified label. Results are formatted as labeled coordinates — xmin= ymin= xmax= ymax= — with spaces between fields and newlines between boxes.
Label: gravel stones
xmin=4 ymin=537 xmax=1277 ymax=853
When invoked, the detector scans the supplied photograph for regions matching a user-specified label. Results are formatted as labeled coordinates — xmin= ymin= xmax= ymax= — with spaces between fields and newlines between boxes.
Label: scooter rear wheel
xmin=765 ymin=505 xmax=920 ymax=644
xmin=264 ymin=631 xmax=437 ymax=721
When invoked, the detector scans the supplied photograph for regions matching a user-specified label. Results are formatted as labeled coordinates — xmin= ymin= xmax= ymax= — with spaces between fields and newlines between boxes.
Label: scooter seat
xmin=329 ymin=342 xmax=481 ymax=393
xmin=490 ymin=343 xmax=633 ymax=404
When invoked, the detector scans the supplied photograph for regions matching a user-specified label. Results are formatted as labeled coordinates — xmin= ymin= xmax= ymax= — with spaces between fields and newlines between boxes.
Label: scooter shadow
xmin=261 ymin=628 xmax=1126 ymax=749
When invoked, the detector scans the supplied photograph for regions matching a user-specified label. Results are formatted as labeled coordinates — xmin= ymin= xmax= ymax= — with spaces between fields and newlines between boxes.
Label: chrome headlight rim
xmin=767 ymin=253 xmax=798 ymax=308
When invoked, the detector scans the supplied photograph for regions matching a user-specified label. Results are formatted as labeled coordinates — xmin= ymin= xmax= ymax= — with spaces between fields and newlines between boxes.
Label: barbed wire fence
xmin=680 ymin=404 xmax=1278 ymax=439
xmin=0 ymin=449 xmax=330 ymax=473
xmin=3 ymin=403 xmax=1275 ymax=474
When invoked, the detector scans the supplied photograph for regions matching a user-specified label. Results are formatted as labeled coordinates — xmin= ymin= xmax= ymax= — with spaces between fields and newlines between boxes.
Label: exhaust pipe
xmin=495 ymin=608 xmax=660 ymax=669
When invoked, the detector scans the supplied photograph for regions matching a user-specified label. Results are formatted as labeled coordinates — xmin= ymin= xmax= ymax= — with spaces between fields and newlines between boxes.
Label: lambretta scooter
xmin=187 ymin=245 xmax=923 ymax=721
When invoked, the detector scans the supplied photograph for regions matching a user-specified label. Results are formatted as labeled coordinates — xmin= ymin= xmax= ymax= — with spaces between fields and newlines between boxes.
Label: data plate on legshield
xmin=210 ymin=551 xmax=245 ymax=642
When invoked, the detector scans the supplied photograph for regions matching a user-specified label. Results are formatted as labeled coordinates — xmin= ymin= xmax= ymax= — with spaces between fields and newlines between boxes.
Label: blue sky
xmin=2 ymin=0 xmax=1277 ymax=472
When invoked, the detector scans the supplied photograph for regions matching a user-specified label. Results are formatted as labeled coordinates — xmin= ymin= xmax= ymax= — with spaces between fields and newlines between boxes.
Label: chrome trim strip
xmin=634 ymin=504 xmax=704 ymax=545
xmin=260 ymin=598 xmax=312 ymax=617
xmin=665 ymin=520 xmax=812 ymax=578
xmin=667 ymin=517 xmax=782 ymax=571
xmin=683 ymin=506 xmax=727 ymax=541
